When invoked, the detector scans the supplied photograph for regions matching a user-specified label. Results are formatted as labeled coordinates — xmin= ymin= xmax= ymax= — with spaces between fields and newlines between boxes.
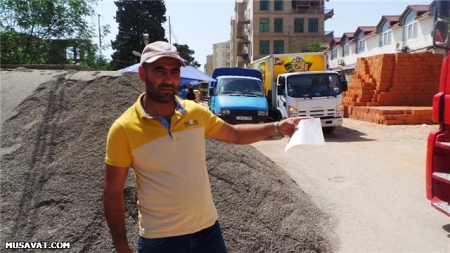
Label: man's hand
xmin=278 ymin=117 xmax=313 ymax=137
xmin=103 ymin=165 xmax=131 ymax=253
xmin=114 ymin=244 xmax=133 ymax=253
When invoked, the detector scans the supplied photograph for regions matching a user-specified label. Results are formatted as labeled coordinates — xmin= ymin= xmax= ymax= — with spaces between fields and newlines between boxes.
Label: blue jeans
xmin=138 ymin=220 xmax=228 ymax=253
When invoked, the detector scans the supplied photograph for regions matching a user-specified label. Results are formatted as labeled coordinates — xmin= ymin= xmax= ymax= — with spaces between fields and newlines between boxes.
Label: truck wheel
xmin=322 ymin=127 xmax=336 ymax=135
xmin=274 ymin=111 xmax=283 ymax=122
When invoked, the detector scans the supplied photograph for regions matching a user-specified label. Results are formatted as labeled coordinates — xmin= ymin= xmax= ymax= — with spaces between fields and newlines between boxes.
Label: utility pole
xmin=98 ymin=14 xmax=102 ymax=62
xmin=169 ymin=16 xmax=171 ymax=44
xmin=143 ymin=33 xmax=149 ymax=45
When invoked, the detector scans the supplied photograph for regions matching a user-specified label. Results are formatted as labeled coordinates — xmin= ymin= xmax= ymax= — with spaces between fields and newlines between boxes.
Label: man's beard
xmin=145 ymin=80 xmax=177 ymax=104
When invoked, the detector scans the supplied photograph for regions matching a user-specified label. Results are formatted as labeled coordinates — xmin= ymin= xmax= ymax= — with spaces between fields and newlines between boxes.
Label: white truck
xmin=251 ymin=53 xmax=348 ymax=134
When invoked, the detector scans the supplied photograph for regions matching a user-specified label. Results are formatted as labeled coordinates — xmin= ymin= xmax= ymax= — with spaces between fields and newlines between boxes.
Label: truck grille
xmin=298 ymin=109 xmax=335 ymax=117
xmin=230 ymin=110 xmax=258 ymax=117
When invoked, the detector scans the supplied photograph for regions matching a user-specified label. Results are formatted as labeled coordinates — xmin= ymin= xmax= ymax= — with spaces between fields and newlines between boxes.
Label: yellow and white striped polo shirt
xmin=105 ymin=93 xmax=225 ymax=238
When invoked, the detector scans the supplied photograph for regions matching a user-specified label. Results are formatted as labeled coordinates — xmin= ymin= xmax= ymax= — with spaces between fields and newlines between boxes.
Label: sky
xmin=92 ymin=0 xmax=431 ymax=68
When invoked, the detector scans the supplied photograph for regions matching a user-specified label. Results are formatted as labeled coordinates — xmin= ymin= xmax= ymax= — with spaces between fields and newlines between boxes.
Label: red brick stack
xmin=343 ymin=52 xmax=443 ymax=125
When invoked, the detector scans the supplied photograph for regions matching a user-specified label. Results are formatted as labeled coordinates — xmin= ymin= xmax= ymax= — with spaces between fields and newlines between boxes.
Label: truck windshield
xmin=218 ymin=78 xmax=264 ymax=96
xmin=287 ymin=74 xmax=342 ymax=98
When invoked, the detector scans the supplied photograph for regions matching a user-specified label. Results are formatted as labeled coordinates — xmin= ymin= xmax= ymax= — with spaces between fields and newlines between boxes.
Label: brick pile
xmin=343 ymin=52 xmax=443 ymax=125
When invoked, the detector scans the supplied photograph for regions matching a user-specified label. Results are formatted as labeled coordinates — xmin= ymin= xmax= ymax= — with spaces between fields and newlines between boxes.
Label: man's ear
xmin=138 ymin=65 xmax=145 ymax=82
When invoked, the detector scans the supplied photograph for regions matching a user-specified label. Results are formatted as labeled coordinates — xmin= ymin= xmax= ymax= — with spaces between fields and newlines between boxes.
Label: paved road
xmin=252 ymin=119 xmax=450 ymax=253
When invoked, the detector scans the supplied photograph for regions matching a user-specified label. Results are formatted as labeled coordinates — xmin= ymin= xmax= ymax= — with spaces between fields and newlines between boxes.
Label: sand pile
xmin=1 ymin=72 xmax=337 ymax=252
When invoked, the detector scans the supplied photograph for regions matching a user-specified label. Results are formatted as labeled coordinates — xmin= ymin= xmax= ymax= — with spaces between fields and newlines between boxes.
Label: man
xmin=310 ymin=78 xmax=328 ymax=95
xmin=179 ymin=86 xmax=187 ymax=99
xmin=103 ymin=41 xmax=310 ymax=253
xmin=185 ymin=86 xmax=196 ymax=101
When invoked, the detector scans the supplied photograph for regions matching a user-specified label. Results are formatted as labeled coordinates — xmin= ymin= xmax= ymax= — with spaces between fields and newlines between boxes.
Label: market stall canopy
xmin=179 ymin=78 xmax=201 ymax=87
xmin=118 ymin=63 xmax=215 ymax=82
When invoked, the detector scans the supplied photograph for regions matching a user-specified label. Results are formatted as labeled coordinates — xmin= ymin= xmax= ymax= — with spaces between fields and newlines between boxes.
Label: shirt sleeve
xmin=105 ymin=121 xmax=133 ymax=167
xmin=197 ymin=104 xmax=225 ymax=137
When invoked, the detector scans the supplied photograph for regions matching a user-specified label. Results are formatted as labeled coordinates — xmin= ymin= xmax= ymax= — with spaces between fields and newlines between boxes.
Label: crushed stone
xmin=1 ymin=72 xmax=337 ymax=252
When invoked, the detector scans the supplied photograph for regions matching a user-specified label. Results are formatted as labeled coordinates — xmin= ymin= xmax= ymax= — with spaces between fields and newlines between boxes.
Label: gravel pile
xmin=1 ymin=71 xmax=337 ymax=252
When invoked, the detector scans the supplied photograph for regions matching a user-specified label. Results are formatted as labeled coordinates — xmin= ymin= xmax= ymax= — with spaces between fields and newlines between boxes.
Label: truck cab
xmin=208 ymin=68 xmax=269 ymax=124
xmin=426 ymin=0 xmax=450 ymax=216
xmin=198 ymin=81 xmax=209 ymax=100
xmin=274 ymin=71 xmax=348 ymax=134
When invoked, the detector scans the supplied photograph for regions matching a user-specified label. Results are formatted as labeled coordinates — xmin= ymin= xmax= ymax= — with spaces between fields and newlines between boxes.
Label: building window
xmin=356 ymin=39 xmax=365 ymax=54
xmin=308 ymin=18 xmax=319 ymax=33
xmin=260 ymin=0 xmax=269 ymax=10
xmin=379 ymin=31 xmax=392 ymax=46
xmin=341 ymin=38 xmax=347 ymax=56
xmin=274 ymin=0 xmax=283 ymax=11
xmin=274 ymin=18 xmax=283 ymax=33
xmin=294 ymin=18 xmax=304 ymax=33
xmin=332 ymin=48 xmax=338 ymax=59
xmin=260 ymin=18 xmax=269 ymax=32
xmin=343 ymin=44 xmax=349 ymax=56
xmin=260 ymin=40 xmax=270 ymax=54
xmin=273 ymin=40 xmax=284 ymax=54
xmin=404 ymin=22 xmax=418 ymax=40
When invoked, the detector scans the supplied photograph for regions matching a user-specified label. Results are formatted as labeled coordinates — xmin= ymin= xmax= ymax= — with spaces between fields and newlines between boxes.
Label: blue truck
xmin=208 ymin=68 xmax=269 ymax=124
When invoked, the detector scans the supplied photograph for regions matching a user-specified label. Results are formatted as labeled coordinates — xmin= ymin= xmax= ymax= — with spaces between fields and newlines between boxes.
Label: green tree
xmin=174 ymin=43 xmax=200 ymax=68
xmin=0 ymin=0 xmax=103 ymax=67
xmin=110 ymin=0 xmax=167 ymax=70
xmin=306 ymin=41 xmax=327 ymax=52
xmin=109 ymin=1 xmax=200 ymax=70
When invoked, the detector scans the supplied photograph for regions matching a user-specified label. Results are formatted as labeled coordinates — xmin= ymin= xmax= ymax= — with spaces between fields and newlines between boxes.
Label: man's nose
xmin=162 ymin=73 xmax=175 ymax=84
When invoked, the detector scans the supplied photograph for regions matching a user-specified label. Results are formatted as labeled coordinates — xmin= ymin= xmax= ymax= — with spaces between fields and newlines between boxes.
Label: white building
xmin=327 ymin=3 xmax=439 ymax=71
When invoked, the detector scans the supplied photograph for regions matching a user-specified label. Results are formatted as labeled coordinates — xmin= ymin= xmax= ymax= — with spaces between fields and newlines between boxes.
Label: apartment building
xmin=204 ymin=54 xmax=214 ymax=76
xmin=230 ymin=0 xmax=334 ymax=68
xmin=204 ymin=42 xmax=231 ymax=76
xmin=327 ymin=1 xmax=441 ymax=71
xmin=213 ymin=41 xmax=231 ymax=68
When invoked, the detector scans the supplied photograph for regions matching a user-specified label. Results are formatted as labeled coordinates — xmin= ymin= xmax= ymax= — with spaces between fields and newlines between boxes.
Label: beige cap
xmin=140 ymin=41 xmax=186 ymax=66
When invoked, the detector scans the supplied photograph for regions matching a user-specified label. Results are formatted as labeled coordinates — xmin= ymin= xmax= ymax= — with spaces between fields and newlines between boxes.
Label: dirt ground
xmin=1 ymin=72 xmax=337 ymax=252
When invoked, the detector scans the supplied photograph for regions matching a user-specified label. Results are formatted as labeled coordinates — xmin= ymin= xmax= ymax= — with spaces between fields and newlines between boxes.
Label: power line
xmin=131 ymin=2 xmax=179 ymax=45
xmin=129 ymin=1 xmax=166 ymax=34
xmin=169 ymin=26 xmax=179 ymax=44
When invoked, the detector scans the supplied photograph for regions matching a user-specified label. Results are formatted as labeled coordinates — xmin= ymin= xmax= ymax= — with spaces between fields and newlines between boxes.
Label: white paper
xmin=284 ymin=118 xmax=325 ymax=153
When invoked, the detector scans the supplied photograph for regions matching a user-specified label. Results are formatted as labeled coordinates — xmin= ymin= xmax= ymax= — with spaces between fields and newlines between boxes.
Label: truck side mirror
xmin=277 ymin=83 xmax=284 ymax=95
xmin=276 ymin=77 xmax=285 ymax=95
xmin=208 ymin=81 xmax=217 ymax=96
xmin=341 ymin=80 xmax=348 ymax=92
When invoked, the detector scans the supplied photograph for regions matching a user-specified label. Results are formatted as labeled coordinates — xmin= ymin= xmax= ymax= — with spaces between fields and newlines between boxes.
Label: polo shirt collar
xmin=137 ymin=93 xmax=186 ymax=119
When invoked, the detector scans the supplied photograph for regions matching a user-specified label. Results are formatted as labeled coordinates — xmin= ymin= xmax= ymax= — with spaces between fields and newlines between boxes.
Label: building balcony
xmin=236 ymin=44 xmax=248 ymax=57
xmin=236 ymin=23 xmax=249 ymax=39
xmin=292 ymin=6 xmax=322 ymax=14
xmin=291 ymin=6 xmax=333 ymax=15
xmin=238 ymin=18 xmax=250 ymax=24
xmin=324 ymin=8 xmax=334 ymax=20
xmin=236 ymin=27 xmax=244 ymax=38
xmin=237 ymin=54 xmax=250 ymax=64
xmin=237 ymin=35 xmax=250 ymax=45
xmin=235 ymin=1 xmax=250 ymax=24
